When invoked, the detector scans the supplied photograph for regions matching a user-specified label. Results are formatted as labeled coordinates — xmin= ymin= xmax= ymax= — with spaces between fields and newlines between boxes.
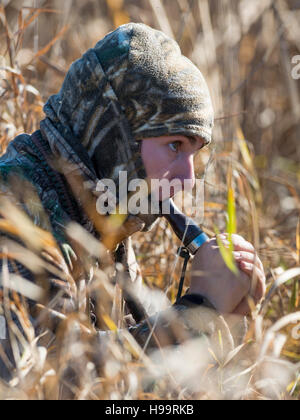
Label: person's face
xmin=141 ymin=135 xmax=205 ymax=201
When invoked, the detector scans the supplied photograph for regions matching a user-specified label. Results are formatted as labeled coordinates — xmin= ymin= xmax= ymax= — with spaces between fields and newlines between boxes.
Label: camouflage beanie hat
xmin=40 ymin=23 xmax=214 ymax=230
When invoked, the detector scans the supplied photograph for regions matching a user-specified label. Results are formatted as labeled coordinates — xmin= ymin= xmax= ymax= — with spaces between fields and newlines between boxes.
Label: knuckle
xmin=241 ymin=251 xmax=254 ymax=260
xmin=233 ymin=233 xmax=248 ymax=244
xmin=245 ymin=241 xmax=255 ymax=251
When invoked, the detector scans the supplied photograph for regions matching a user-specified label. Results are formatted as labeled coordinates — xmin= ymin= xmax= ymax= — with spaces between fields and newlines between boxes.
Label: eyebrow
xmin=186 ymin=136 xmax=205 ymax=149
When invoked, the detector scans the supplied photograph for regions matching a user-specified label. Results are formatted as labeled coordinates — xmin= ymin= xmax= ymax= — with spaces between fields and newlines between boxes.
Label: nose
xmin=174 ymin=153 xmax=195 ymax=190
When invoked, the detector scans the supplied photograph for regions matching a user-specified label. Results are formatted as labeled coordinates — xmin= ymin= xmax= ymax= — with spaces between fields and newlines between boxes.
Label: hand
xmin=188 ymin=233 xmax=266 ymax=315
xmin=219 ymin=233 xmax=266 ymax=315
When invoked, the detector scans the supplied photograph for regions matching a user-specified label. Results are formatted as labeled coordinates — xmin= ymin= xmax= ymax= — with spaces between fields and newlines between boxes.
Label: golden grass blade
xmin=227 ymin=169 xmax=237 ymax=238
xmin=27 ymin=25 xmax=69 ymax=65
xmin=102 ymin=314 xmax=118 ymax=332
xmin=297 ymin=217 xmax=300 ymax=265
xmin=0 ymin=197 xmax=56 ymax=251
xmin=18 ymin=10 xmax=41 ymax=35
xmin=236 ymin=123 xmax=260 ymax=192
xmin=215 ymin=225 xmax=238 ymax=275
xmin=290 ymin=273 xmax=299 ymax=310
xmin=0 ymin=273 xmax=44 ymax=302
xmin=265 ymin=312 xmax=300 ymax=338
xmin=262 ymin=268 xmax=300 ymax=310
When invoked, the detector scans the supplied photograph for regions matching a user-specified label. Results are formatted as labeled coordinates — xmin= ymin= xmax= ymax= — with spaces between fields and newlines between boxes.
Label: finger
xmin=217 ymin=235 xmax=253 ymax=252
xmin=238 ymin=262 xmax=266 ymax=302
xmin=239 ymin=261 xmax=263 ymax=278
xmin=218 ymin=239 xmax=264 ymax=273
xmin=214 ymin=239 xmax=264 ymax=272
xmin=233 ymin=240 xmax=255 ymax=254
xmin=234 ymin=251 xmax=264 ymax=272
xmin=217 ymin=239 xmax=264 ymax=274
xmin=219 ymin=233 xmax=255 ymax=254
xmin=220 ymin=233 xmax=248 ymax=243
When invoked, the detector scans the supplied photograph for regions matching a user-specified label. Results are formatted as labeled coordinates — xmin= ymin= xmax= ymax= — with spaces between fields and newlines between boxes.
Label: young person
xmin=0 ymin=23 xmax=265 ymax=381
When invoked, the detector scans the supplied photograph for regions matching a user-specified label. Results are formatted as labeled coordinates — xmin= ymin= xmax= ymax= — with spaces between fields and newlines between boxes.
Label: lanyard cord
xmin=176 ymin=247 xmax=191 ymax=303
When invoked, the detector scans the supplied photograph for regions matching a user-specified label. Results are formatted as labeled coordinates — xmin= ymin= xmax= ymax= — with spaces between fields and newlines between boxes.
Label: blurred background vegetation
xmin=0 ymin=0 xmax=299 ymax=400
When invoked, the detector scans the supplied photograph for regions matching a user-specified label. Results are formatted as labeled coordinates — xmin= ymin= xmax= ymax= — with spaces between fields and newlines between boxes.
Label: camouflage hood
xmin=40 ymin=22 xmax=214 ymax=232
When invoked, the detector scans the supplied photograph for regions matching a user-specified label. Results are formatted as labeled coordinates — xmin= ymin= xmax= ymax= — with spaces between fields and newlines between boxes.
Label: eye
xmin=169 ymin=141 xmax=181 ymax=153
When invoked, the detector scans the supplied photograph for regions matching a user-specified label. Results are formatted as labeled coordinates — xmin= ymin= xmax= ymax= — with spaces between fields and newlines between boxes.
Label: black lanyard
xmin=176 ymin=247 xmax=191 ymax=303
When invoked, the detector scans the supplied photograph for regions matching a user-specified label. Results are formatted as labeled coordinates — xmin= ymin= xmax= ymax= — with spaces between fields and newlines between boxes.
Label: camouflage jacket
xmin=0 ymin=23 xmax=217 ymax=381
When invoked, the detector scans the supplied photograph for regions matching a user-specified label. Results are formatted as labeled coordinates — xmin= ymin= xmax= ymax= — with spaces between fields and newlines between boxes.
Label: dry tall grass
xmin=0 ymin=0 xmax=299 ymax=400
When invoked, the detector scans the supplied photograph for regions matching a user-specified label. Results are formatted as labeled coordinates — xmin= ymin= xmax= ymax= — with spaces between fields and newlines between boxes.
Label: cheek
xmin=141 ymin=141 xmax=171 ymax=179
